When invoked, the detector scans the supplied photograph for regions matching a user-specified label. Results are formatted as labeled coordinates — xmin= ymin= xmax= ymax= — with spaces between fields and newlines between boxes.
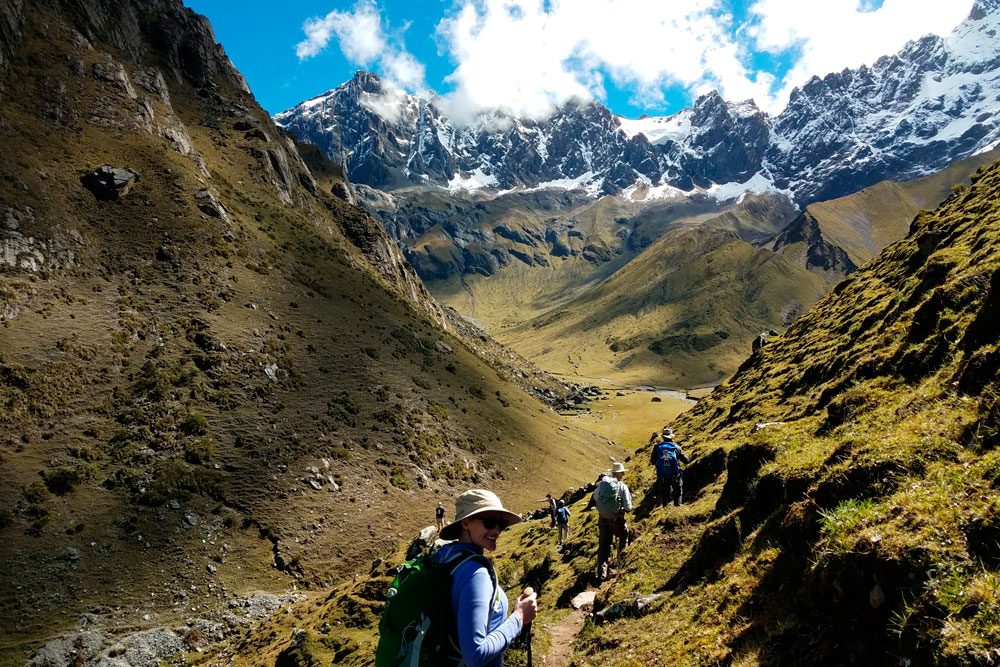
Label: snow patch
xmin=616 ymin=111 xmax=692 ymax=145
xmin=446 ymin=168 xmax=499 ymax=193
xmin=622 ymin=178 xmax=686 ymax=201
xmin=705 ymin=173 xmax=789 ymax=202
xmin=974 ymin=138 xmax=1000 ymax=155
xmin=527 ymin=171 xmax=602 ymax=196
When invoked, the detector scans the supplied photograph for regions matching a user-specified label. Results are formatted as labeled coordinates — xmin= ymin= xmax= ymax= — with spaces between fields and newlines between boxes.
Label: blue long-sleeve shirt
xmin=434 ymin=542 xmax=523 ymax=667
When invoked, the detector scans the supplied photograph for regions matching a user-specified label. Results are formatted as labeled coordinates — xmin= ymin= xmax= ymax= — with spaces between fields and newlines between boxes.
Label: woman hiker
xmin=436 ymin=489 xmax=539 ymax=666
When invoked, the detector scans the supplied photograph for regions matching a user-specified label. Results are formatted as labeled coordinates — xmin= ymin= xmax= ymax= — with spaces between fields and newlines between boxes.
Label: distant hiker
xmin=437 ymin=489 xmax=538 ymax=666
xmin=436 ymin=502 xmax=446 ymax=532
xmin=753 ymin=329 xmax=778 ymax=353
xmin=653 ymin=429 xmax=689 ymax=507
xmin=555 ymin=499 xmax=570 ymax=547
xmin=592 ymin=462 xmax=633 ymax=581
xmin=540 ymin=493 xmax=557 ymax=527
xmin=375 ymin=489 xmax=537 ymax=666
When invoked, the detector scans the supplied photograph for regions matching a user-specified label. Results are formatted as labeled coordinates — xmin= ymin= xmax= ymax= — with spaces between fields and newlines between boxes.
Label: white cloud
xmin=295 ymin=3 xmax=429 ymax=96
xmin=433 ymin=0 xmax=976 ymax=120
xmin=296 ymin=4 xmax=385 ymax=62
xmin=749 ymin=0 xmax=976 ymax=109
xmin=383 ymin=50 xmax=427 ymax=94
xmin=296 ymin=0 xmax=976 ymax=120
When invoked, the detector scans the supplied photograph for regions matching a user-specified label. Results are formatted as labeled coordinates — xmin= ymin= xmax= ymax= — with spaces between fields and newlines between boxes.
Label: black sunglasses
xmin=477 ymin=516 xmax=509 ymax=531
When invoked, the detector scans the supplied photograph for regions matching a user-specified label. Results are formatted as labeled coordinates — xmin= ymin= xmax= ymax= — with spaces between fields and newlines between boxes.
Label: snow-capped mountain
xmin=275 ymin=0 xmax=1000 ymax=205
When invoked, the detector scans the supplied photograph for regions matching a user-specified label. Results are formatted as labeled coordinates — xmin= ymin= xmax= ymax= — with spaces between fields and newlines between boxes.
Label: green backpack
xmin=374 ymin=549 xmax=494 ymax=667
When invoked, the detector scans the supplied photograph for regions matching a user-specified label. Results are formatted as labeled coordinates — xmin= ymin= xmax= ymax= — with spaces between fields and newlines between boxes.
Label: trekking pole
xmin=522 ymin=586 xmax=534 ymax=667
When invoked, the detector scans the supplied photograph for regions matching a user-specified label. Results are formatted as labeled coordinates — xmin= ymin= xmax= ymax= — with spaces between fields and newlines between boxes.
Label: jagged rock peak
xmin=277 ymin=4 xmax=1000 ymax=205
xmin=971 ymin=0 xmax=1000 ymax=19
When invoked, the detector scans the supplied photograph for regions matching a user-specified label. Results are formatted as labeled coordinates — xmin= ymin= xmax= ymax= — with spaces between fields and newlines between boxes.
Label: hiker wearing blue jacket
xmin=436 ymin=489 xmax=538 ymax=666
xmin=653 ymin=429 xmax=689 ymax=507
xmin=555 ymin=499 xmax=570 ymax=547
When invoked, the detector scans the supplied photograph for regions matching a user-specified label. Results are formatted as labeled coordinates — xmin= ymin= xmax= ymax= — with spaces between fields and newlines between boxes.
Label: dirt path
xmin=539 ymin=607 xmax=588 ymax=666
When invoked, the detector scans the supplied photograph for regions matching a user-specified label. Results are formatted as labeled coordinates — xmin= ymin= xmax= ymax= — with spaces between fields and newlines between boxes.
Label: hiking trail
xmin=539 ymin=604 xmax=589 ymax=666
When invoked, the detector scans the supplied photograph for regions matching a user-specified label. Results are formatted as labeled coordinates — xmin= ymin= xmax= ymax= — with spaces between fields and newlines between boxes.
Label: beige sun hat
xmin=439 ymin=489 xmax=522 ymax=540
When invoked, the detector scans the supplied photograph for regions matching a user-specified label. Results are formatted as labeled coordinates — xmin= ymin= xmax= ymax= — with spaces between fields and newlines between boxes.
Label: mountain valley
xmin=4 ymin=0 xmax=1000 ymax=665
xmin=276 ymin=1 xmax=1000 ymax=385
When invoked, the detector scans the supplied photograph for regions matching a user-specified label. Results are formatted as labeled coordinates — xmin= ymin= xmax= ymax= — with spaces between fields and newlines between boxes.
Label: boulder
xmin=194 ymin=189 xmax=228 ymax=219
xmin=80 ymin=165 xmax=139 ymax=200
xmin=405 ymin=525 xmax=439 ymax=560
xmin=331 ymin=181 xmax=352 ymax=201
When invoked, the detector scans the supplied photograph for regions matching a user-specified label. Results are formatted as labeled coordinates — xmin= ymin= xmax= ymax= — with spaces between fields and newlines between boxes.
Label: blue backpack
xmin=656 ymin=442 xmax=681 ymax=477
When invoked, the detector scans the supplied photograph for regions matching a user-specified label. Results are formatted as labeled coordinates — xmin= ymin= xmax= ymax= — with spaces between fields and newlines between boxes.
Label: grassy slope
xmin=500 ymin=196 xmax=825 ymax=387
xmin=296 ymin=160 xmax=1000 ymax=667
xmin=809 ymin=148 xmax=1000 ymax=268
xmin=421 ymin=192 xmax=766 ymax=330
xmin=0 ymin=5 xmax=614 ymax=663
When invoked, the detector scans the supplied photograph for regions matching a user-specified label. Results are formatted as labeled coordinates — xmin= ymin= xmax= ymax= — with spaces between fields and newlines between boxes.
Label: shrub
xmin=22 ymin=480 xmax=49 ymax=503
xmin=389 ymin=466 xmax=410 ymax=490
xmin=141 ymin=460 xmax=224 ymax=505
xmin=40 ymin=465 xmax=94 ymax=495
xmin=24 ymin=504 xmax=49 ymax=536
xmin=69 ymin=446 xmax=99 ymax=461
xmin=184 ymin=437 xmax=215 ymax=464
xmin=179 ymin=413 xmax=209 ymax=436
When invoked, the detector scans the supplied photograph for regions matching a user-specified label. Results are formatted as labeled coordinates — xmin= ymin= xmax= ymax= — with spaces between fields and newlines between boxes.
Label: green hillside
xmin=497 ymin=154 xmax=998 ymax=388
xmin=501 ymin=195 xmax=825 ymax=387
xmin=807 ymin=148 xmax=1000 ymax=268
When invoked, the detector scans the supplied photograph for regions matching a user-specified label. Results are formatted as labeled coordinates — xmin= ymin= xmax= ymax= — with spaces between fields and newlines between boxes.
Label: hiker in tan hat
xmin=591 ymin=462 xmax=633 ymax=581
xmin=435 ymin=489 xmax=538 ymax=665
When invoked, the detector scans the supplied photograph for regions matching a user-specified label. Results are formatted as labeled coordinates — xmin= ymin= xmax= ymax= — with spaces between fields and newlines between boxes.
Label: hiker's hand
xmin=514 ymin=586 xmax=537 ymax=624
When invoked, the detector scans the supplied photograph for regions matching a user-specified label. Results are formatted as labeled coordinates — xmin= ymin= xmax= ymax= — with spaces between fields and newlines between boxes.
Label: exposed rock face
xmin=276 ymin=2 xmax=1000 ymax=206
xmin=770 ymin=212 xmax=858 ymax=278
xmin=1 ymin=206 xmax=77 ymax=272
xmin=0 ymin=0 xmax=25 ymax=98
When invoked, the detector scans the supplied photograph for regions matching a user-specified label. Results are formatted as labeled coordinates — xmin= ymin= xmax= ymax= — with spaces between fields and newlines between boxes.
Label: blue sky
xmin=184 ymin=0 xmax=974 ymax=121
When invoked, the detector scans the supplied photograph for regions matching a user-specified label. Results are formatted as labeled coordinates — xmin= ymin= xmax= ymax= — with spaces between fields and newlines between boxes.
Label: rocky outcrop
xmin=80 ymin=165 xmax=140 ymax=199
xmin=1 ymin=207 xmax=78 ymax=272
xmin=770 ymin=212 xmax=858 ymax=278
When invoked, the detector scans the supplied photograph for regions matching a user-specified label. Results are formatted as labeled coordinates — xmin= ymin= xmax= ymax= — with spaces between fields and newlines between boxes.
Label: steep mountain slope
xmin=790 ymin=147 xmax=1000 ymax=270
xmin=498 ymin=194 xmax=820 ymax=387
xmin=363 ymin=185 xmax=752 ymax=318
xmin=0 ymin=2 xmax=614 ymax=663
xmin=254 ymin=159 xmax=1000 ymax=666
xmin=276 ymin=1 xmax=1000 ymax=205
